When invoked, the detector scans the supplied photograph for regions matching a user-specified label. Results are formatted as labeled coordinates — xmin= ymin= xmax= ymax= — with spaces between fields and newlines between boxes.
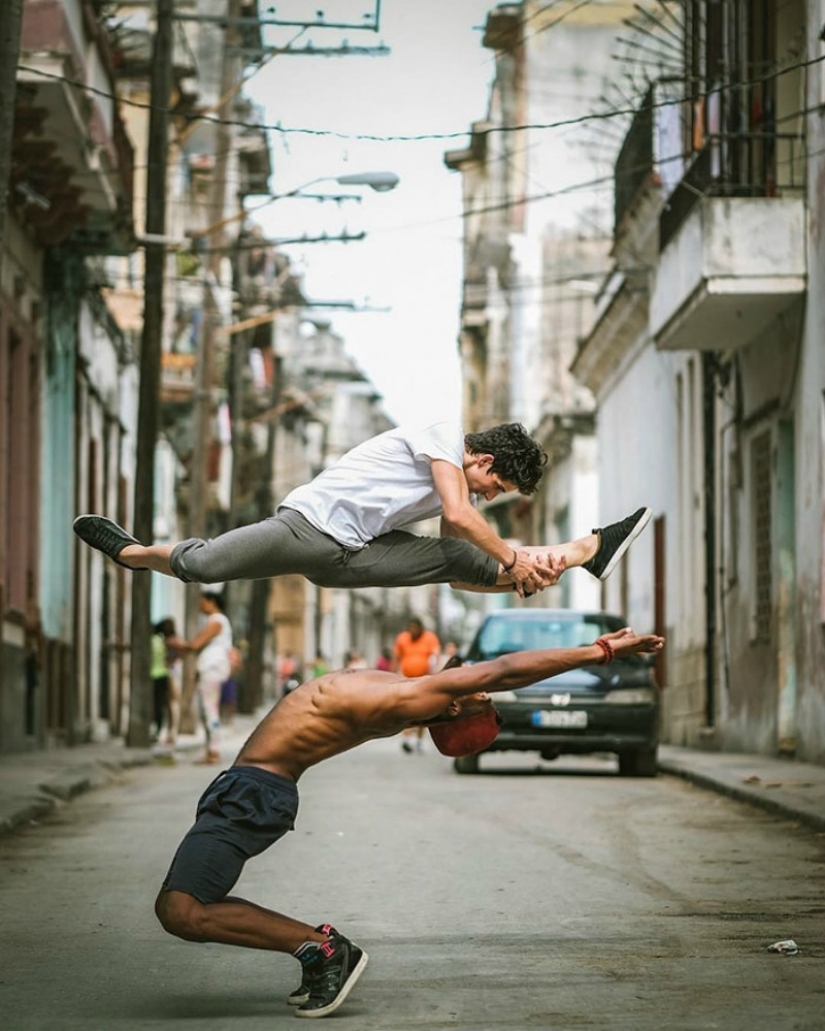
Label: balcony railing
xmin=660 ymin=131 xmax=806 ymax=250
xmin=614 ymin=76 xmax=807 ymax=251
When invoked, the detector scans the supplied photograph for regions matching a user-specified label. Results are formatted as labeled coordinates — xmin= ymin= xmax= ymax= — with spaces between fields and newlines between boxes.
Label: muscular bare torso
xmin=234 ymin=668 xmax=439 ymax=782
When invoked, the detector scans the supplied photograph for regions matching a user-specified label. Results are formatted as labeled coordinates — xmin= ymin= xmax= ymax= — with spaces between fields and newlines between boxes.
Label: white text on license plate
xmin=532 ymin=710 xmax=588 ymax=729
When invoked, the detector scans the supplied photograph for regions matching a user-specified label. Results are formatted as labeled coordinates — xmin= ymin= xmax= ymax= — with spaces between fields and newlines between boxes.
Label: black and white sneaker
xmin=288 ymin=924 xmax=339 ymax=1006
xmin=73 ymin=515 xmax=145 ymax=569
xmin=294 ymin=930 xmax=368 ymax=1019
xmin=582 ymin=507 xmax=652 ymax=581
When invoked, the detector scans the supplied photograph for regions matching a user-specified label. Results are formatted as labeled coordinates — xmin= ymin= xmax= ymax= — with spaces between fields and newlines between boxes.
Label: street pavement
xmin=2 ymin=715 xmax=825 ymax=836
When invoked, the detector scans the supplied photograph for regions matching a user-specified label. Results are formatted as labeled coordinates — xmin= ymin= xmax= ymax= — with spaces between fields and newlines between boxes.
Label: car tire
xmin=618 ymin=747 xmax=658 ymax=777
xmin=454 ymin=753 xmax=480 ymax=774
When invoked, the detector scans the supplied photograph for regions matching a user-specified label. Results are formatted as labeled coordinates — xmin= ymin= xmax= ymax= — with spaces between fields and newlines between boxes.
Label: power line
xmin=17 ymin=48 xmax=825 ymax=144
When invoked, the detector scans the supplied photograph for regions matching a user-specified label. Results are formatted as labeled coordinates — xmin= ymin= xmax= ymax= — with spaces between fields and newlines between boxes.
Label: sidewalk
xmin=2 ymin=731 xmax=825 ymax=837
xmin=658 ymin=745 xmax=825 ymax=833
xmin=0 ymin=712 xmax=260 ymax=837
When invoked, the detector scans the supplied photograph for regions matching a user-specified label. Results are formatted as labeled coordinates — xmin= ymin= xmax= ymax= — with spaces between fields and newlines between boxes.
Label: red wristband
xmin=595 ymin=638 xmax=614 ymax=665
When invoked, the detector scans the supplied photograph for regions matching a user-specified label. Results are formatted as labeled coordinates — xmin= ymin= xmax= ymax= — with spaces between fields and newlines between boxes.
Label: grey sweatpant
xmin=170 ymin=507 xmax=500 ymax=589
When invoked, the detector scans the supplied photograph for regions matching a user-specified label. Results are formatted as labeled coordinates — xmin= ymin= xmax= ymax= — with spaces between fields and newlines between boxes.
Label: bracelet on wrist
xmin=595 ymin=637 xmax=614 ymax=665
xmin=502 ymin=549 xmax=518 ymax=573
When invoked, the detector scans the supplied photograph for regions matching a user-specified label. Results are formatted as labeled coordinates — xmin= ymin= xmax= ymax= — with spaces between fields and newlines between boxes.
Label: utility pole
xmin=241 ymin=347 xmax=283 ymax=713
xmin=0 ymin=0 xmax=24 ymax=258
xmin=127 ymin=0 xmax=174 ymax=747
xmin=179 ymin=0 xmax=243 ymax=732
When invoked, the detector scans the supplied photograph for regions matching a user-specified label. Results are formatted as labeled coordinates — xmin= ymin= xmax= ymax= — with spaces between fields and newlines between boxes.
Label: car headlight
xmin=605 ymin=687 xmax=657 ymax=705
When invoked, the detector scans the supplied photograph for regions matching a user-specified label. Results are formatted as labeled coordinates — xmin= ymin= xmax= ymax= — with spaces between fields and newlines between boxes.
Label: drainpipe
xmin=702 ymin=352 xmax=717 ymax=728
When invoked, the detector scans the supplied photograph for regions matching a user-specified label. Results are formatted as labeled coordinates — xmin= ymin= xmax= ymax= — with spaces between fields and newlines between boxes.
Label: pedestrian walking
xmin=73 ymin=422 xmax=651 ymax=599
xmin=153 ymin=626 xmax=664 ymax=1018
xmin=394 ymin=617 xmax=441 ymax=753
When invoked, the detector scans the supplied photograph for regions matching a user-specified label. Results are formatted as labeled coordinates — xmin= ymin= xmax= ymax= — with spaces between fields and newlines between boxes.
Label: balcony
xmin=647 ymin=61 xmax=808 ymax=351
xmin=12 ymin=0 xmax=134 ymax=253
xmin=651 ymin=192 xmax=806 ymax=352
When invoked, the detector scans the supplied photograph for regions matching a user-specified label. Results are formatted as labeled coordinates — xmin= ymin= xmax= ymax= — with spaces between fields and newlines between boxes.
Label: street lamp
xmin=316 ymin=171 xmax=399 ymax=192
xmin=194 ymin=171 xmax=400 ymax=242
xmin=144 ymin=172 xmax=401 ymax=251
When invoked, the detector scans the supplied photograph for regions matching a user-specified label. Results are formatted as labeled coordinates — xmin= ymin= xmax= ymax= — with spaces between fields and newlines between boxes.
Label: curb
xmin=0 ymin=794 xmax=59 ymax=836
xmin=0 ymin=750 xmax=154 ymax=837
xmin=658 ymin=759 xmax=825 ymax=834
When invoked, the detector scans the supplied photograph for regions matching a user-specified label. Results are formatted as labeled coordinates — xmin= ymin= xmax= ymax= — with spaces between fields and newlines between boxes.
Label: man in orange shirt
xmin=394 ymin=617 xmax=441 ymax=753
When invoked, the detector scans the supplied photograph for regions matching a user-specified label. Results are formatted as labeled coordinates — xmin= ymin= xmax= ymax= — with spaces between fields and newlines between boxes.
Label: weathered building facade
xmin=573 ymin=0 xmax=825 ymax=761
xmin=447 ymin=0 xmax=825 ymax=764
xmin=2 ymin=0 xmax=135 ymax=752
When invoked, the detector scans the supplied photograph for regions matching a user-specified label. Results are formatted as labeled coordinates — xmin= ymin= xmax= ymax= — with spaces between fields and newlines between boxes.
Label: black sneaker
xmin=582 ymin=507 xmax=652 ymax=581
xmin=288 ymin=924 xmax=338 ymax=1006
xmin=73 ymin=515 xmax=145 ymax=569
xmin=288 ymin=969 xmax=313 ymax=1008
xmin=295 ymin=930 xmax=369 ymax=1019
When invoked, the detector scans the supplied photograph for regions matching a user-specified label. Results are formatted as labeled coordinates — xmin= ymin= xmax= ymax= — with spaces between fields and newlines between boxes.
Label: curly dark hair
xmin=464 ymin=423 xmax=547 ymax=495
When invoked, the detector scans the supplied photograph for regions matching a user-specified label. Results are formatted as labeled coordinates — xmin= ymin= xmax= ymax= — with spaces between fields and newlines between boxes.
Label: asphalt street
xmin=0 ymin=726 xmax=823 ymax=1030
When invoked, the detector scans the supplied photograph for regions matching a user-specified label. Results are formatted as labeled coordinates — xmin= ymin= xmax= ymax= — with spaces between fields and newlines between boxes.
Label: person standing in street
xmin=220 ymin=645 xmax=243 ymax=726
xmin=150 ymin=617 xmax=186 ymax=747
xmin=308 ymin=652 xmax=328 ymax=679
xmin=153 ymin=625 xmax=664 ymax=1018
xmin=439 ymin=640 xmax=460 ymax=669
xmin=182 ymin=592 xmax=233 ymax=765
xmin=151 ymin=619 xmax=172 ymax=742
xmin=73 ymin=421 xmax=652 ymax=600
xmin=344 ymin=649 xmax=368 ymax=670
xmin=394 ymin=617 xmax=441 ymax=753
xmin=375 ymin=647 xmax=393 ymax=672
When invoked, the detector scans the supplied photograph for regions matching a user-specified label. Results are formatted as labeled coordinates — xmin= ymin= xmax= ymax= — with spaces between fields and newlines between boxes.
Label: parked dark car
xmin=455 ymin=608 xmax=660 ymax=776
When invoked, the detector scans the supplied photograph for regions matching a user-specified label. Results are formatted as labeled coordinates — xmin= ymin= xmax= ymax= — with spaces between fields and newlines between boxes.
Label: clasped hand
xmin=509 ymin=550 xmax=566 ymax=598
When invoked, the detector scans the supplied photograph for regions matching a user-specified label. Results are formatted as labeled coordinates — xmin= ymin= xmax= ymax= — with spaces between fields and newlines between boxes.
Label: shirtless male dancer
xmin=74 ymin=421 xmax=652 ymax=599
xmin=154 ymin=626 xmax=664 ymax=1018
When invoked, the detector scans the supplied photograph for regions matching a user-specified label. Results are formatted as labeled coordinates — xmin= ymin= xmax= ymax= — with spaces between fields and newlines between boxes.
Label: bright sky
xmin=245 ymin=0 xmax=495 ymax=427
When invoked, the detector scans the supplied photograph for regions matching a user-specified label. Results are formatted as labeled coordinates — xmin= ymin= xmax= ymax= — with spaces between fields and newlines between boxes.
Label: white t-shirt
xmin=197 ymin=612 xmax=233 ymax=680
xmin=279 ymin=421 xmax=466 ymax=548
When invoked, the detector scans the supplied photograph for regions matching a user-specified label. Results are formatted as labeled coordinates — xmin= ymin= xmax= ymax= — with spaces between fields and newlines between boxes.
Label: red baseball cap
xmin=428 ymin=709 xmax=501 ymax=757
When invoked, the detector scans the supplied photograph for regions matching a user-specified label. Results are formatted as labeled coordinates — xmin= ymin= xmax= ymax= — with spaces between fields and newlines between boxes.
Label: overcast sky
xmin=245 ymin=0 xmax=496 ymax=427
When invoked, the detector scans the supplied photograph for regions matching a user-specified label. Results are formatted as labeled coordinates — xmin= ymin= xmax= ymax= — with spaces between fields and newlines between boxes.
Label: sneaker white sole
xmin=598 ymin=506 xmax=652 ymax=581
xmin=294 ymin=949 xmax=369 ymax=1019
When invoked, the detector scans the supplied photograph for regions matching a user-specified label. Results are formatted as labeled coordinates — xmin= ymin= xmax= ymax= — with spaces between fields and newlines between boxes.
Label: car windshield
xmin=468 ymin=613 xmax=625 ymax=660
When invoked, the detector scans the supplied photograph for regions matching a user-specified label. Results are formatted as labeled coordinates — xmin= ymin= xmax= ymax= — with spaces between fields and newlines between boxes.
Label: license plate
xmin=532 ymin=709 xmax=588 ymax=729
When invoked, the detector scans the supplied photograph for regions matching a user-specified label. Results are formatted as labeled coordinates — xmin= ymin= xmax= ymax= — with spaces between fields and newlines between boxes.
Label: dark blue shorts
xmin=160 ymin=765 xmax=299 ymax=903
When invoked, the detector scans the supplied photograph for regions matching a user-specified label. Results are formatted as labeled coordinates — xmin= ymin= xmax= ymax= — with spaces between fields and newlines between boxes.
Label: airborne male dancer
xmin=154 ymin=626 xmax=665 ymax=1018
xmin=74 ymin=421 xmax=651 ymax=597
